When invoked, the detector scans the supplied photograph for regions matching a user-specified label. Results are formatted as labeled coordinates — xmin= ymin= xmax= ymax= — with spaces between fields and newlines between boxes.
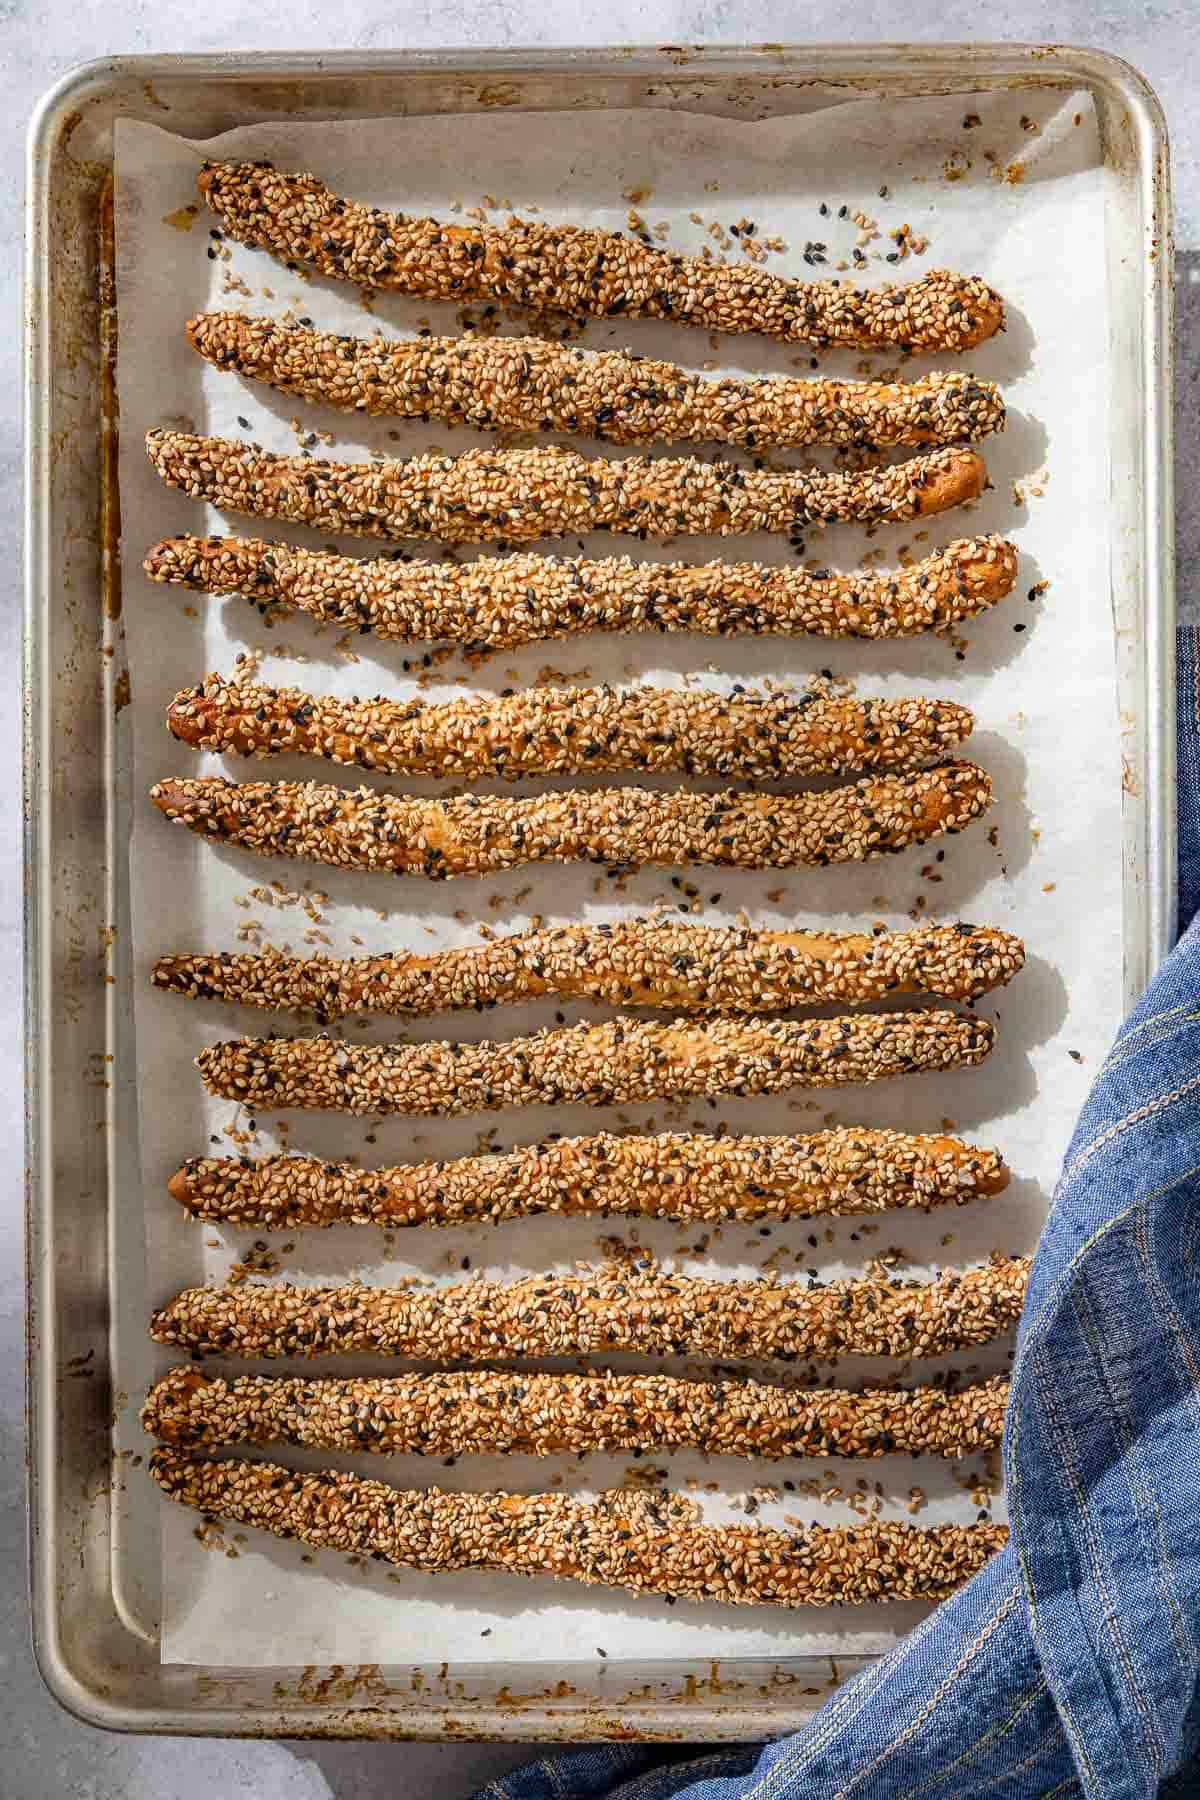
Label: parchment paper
xmin=112 ymin=86 xmax=1115 ymax=1668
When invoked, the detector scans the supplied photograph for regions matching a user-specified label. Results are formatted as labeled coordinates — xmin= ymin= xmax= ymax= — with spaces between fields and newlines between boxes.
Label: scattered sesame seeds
xmin=164 ymin=1125 xmax=1011 ymax=1231
xmin=166 ymin=673 xmax=977 ymax=780
xmin=149 ymin=1255 xmax=1028 ymax=1362
xmin=143 ymin=1364 xmax=1010 ymax=1461
xmin=148 ymin=764 xmax=994 ymax=880
xmin=187 ymin=312 xmax=1005 ymax=451
xmin=192 ymin=1011 xmax=997 ymax=1118
xmin=153 ymin=920 xmax=1024 ymax=1021
xmin=143 ymin=532 xmax=1019 ymax=648
xmin=197 ymin=161 xmax=1006 ymax=353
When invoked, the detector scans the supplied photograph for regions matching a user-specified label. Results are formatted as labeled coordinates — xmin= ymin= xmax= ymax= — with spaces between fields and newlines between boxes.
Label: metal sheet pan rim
xmin=25 ymin=41 xmax=1175 ymax=1738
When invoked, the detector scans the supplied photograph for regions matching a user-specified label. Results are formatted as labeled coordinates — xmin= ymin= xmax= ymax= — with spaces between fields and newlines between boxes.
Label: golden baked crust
xmin=166 ymin=1127 xmax=1010 ymax=1229
xmin=188 ymin=310 xmax=1005 ymax=449
xmin=150 ymin=1447 xmax=1009 ymax=1608
xmin=144 ymin=532 xmax=1018 ymax=646
xmin=145 ymin=428 xmax=987 ymax=545
xmin=149 ymin=764 xmax=993 ymax=878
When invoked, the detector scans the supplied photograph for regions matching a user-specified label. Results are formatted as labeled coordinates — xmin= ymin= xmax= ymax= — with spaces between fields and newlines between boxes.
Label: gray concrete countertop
xmin=5 ymin=8 xmax=1196 ymax=1796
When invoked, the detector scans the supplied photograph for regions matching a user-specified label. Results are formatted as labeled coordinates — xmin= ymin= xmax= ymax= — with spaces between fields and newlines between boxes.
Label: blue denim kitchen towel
xmin=475 ymin=629 xmax=1200 ymax=1800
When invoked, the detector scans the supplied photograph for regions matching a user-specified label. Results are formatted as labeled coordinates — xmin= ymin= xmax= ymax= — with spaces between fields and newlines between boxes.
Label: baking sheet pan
xmin=25 ymin=44 xmax=1174 ymax=1738
xmin=119 ymin=86 xmax=1107 ymax=1672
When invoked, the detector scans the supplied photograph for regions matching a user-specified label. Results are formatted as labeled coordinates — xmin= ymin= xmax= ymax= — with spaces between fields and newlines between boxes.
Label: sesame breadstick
xmin=150 ymin=1449 xmax=1007 ymax=1607
xmin=166 ymin=674 xmax=976 ymax=779
xmin=142 ymin=1365 xmax=1010 ymax=1461
xmin=154 ymin=921 xmax=1024 ymax=1021
xmin=148 ymin=764 xmax=993 ymax=879
xmin=194 ymin=1012 xmax=996 ymax=1117
xmin=143 ymin=533 xmax=1018 ymax=647
xmin=145 ymin=429 xmax=987 ymax=545
xmin=166 ymin=1128 xmax=1010 ymax=1230
xmin=187 ymin=312 xmax=1005 ymax=450
xmin=198 ymin=160 xmax=1005 ymax=354
xmin=149 ymin=1257 xmax=1029 ymax=1362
